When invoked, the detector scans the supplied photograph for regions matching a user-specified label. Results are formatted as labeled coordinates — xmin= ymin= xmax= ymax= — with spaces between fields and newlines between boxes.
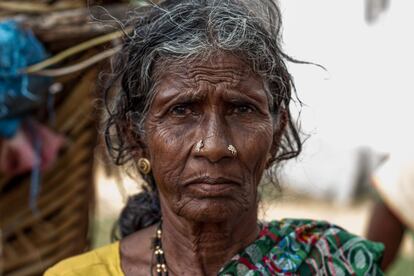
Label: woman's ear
xmin=268 ymin=108 xmax=288 ymax=164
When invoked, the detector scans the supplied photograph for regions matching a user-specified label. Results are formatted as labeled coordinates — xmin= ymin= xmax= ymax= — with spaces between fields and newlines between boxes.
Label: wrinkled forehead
xmin=153 ymin=53 xmax=267 ymax=93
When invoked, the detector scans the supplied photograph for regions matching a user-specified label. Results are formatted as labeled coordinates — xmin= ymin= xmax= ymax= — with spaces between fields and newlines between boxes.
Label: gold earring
xmin=195 ymin=140 xmax=204 ymax=152
xmin=138 ymin=158 xmax=151 ymax=175
xmin=227 ymin=145 xmax=237 ymax=157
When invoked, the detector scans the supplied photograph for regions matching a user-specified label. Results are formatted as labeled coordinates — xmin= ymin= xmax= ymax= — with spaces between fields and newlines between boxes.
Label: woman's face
xmin=144 ymin=54 xmax=276 ymax=222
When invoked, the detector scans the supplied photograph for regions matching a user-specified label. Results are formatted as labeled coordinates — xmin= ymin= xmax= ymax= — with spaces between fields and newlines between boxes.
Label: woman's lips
xmin=183 ymin=176 xmax=241 ymax=197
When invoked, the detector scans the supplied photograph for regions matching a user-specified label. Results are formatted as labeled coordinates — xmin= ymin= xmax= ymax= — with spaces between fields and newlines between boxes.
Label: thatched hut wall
xmin=0 ymin=1 xmax=132 ymax=275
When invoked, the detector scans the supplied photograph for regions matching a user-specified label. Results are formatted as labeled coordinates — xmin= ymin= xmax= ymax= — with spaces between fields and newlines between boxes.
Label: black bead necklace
xmin=152 ymin=222 xmax=168 ymax=276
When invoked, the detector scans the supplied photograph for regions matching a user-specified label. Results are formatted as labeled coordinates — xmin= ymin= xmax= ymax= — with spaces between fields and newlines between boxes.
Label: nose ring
xmin=228 ymin=145 xmax=237 ymax=157
xmin=195 ymin=140 xmax=204 ymax=152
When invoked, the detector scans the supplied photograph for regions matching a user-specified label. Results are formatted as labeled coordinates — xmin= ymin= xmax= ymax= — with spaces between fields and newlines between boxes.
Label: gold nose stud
xmin=227 ymin=145 xmax=237 ymax=157
xmin=195 ymin=140 xmax=204 ymax=152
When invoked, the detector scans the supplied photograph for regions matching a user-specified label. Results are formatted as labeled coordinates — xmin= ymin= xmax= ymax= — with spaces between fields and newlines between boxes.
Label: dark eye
xmin=233 ymin=104 xmax=255 ymax=114
xmin=170 ymin=104 xmax=192 ymax=116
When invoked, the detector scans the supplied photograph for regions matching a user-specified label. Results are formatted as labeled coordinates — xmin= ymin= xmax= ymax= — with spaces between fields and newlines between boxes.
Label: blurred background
xmin=0 ymin=0 xmax=413 ymax=275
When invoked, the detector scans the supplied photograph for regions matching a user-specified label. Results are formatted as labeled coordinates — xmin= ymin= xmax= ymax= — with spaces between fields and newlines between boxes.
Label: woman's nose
xmin=195 ymin=114 xmax=234 ymax=163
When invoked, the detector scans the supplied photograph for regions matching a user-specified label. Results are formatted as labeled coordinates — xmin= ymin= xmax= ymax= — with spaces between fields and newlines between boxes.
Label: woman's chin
xmin=174 ymin=197 xmax=250 ymax=223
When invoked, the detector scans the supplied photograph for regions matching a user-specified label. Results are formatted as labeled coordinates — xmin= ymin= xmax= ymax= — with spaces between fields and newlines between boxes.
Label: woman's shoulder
xmin=270 ymin=218 xmax=384 ymax=250
xmin=271 ymin=219 xmax=384 ymax=274
xmin=278 ymin=218 xmax=383 ymax=249
xmin=44 ymin=242 xmax=123 ymax=276
xmin=119 ymin=224 xmax=156 ymax=275
xmin=220 ymin=219 xmax=384 ymax=275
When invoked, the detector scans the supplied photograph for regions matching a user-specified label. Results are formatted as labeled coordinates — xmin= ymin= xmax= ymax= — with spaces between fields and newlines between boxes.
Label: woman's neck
xmin=161 ymin=204 xmax=260 ymax=276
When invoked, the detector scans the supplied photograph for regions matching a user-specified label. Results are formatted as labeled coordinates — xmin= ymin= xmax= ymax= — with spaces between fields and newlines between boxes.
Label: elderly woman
xmin=46 ymin=0 xmax=384 ymax=275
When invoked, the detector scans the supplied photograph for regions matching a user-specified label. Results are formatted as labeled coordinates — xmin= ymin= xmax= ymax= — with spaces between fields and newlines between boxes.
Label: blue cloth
xmin=0 ymin=20 xmax=48 ymax=138
xmin=0 ymin=118 xmax=20 ymax=138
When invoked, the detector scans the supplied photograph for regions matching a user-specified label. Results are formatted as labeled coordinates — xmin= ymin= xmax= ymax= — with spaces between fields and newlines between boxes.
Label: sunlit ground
xmin=93 ymin=167 xmax=414 ymax=275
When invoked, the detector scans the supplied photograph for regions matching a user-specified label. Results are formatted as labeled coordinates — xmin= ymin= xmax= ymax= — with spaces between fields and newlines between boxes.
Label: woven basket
xmin=0 ymin=68 xmax=98 ymax=276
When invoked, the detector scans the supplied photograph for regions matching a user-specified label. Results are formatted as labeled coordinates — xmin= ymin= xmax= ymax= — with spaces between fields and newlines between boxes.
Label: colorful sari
xmin=220 ymin=219 xmax=384 ymax=275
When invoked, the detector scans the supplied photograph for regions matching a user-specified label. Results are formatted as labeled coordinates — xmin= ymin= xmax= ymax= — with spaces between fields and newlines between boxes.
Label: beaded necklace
xmin=152 ymin=222 xmax=168 ymax=276
xmin=151 ymin=221 xmax=263 ymax=275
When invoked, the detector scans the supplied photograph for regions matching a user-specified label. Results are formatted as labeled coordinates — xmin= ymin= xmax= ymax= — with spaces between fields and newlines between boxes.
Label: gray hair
xmin=105 ymin=0 xmax=301 ymax=167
